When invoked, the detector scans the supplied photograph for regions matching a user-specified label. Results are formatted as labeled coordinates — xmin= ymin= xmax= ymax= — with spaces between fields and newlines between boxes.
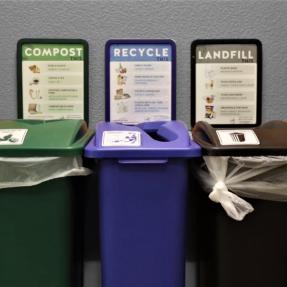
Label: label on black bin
xmin=216 ymin=129 xmax=260 ymax=145
xmin=0 ymin=129 xmax=28 ymax=145
xmin=102 ymin=131 xmax=141 ymax=147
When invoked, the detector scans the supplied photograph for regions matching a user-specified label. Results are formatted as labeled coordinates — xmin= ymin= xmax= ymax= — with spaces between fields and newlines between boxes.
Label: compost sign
xmin=18 ymin=39 xmax=88 ymax=121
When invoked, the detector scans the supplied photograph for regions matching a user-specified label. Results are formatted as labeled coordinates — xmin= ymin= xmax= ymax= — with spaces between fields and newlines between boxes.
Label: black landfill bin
xmin=192 ymin=120 xmax=287 ymax=287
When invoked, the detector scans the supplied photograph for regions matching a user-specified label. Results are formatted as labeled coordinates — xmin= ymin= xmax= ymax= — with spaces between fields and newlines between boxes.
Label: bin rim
xmin=0 ymin=119 xmax=94 ymax=157
xmin=84 ymin=120 xmax=202 ymax=159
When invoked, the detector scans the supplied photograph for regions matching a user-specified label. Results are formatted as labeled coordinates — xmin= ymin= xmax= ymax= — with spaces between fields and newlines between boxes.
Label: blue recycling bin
xmin=84 ymin=121 xmax=201 ymax=287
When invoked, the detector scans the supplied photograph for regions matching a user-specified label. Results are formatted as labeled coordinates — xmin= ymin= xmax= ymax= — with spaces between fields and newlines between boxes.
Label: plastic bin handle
xmin=118 ymin=159 xmax=168 ymax=165
xmin=70 ymin=128 xmax=94 ymax=152
xmin=192 ymin=121 xmax=221 ymax=147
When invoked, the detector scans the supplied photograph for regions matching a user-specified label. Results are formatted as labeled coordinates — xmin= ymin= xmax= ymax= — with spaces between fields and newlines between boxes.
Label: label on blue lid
xmin=0 ymin=129 xmax=28 ymax=145
xmin=102 ymin=131 xmax=141 ymax=147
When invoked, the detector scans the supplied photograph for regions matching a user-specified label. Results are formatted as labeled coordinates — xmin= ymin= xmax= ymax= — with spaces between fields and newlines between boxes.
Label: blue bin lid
xmin=84 ymin=121 xmax=201 ymax=159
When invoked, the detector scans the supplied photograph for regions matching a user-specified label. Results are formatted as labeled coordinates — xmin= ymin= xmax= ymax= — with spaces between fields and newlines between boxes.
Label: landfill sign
xmin=191 ymin=39 xmax=262 ymax=126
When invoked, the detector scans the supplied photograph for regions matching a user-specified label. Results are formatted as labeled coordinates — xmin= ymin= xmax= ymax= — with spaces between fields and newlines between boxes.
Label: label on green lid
xmin=0 ymin=129 xmax=28 ymax=145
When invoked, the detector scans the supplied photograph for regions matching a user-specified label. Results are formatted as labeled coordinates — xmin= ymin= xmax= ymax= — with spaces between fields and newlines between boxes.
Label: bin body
xmin=85 ymin=121 xmax=201 ymax=287
xmin=0 ymin=120 xmax=93 ymax=287
xmin=198 ymin=195 xmax=287 ymax=287
xmin=191 ymin=120 xmax=287 ymax=287
xmin=99 ymin=159 xmax=188 ymax=287
xmin=0 ymin=178 xmax=81 ymax=287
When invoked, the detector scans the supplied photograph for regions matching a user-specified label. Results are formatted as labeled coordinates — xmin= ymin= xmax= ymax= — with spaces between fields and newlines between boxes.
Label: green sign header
xmin=22 ymin=44 xmax=84 ymax=61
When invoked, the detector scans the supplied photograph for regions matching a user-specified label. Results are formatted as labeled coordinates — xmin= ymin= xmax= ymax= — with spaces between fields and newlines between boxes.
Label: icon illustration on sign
xmin=205 ymin=95 xmax=214 ymax=104
xmin=117 ymin=102 xmax=128 ymax=113
xmin=205 ymin=105 xmax=216 ymax=119
xmin=116 ymin=63 xmax=127 ymax=85
xmin=114 ymin=89 xmax=130 ymax=100
xmin=29 ymin=89 xmax=41 ymax=100
xmin=28 ymin=103 xmax=42 ymax=114
xmin=29 ymin=77 xmax=40 ymax=86
xmin=29 ymin=65 xmax=40 ymax=74
xmin=114 ymin=63 xmax=130 ymax=101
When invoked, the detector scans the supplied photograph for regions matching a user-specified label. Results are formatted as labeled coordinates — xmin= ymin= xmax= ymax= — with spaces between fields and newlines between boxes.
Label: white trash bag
xmin=0 ymin=156 xmax=91 ymax=189
xmin=196 ymin=156 xmax=287 ymax=221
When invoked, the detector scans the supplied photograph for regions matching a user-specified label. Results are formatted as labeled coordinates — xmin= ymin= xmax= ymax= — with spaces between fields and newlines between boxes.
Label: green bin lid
xmin=0 ymin=119 xmax=93 ymax=157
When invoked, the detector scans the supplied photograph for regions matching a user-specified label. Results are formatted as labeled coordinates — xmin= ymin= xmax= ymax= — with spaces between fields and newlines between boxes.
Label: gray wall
xmin=0 ymin=0 xmax=287 ymax=128
xmin=0 ymin=1 xmax=286 ymax=287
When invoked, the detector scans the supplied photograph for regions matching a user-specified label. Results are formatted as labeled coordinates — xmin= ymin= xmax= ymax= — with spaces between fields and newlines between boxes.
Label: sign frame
xmin=105 ymin=39 xmax=176 ymax=123
xmin=191 ymin=39 xmax=262 ymax=128
xmin=17 ymin=38 xmax=89 ymax=122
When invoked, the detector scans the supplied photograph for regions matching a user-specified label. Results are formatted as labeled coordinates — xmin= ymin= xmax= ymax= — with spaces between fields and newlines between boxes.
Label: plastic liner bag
xmin=0 ymin=156 xmax=91 ymax=189
xmin=196 ymin=156 xmax=287 ymax=221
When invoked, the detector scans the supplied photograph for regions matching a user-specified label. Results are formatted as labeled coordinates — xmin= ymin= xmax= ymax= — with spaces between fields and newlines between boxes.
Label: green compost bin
xmin=0 ymin=119 xmax=93 ymax=287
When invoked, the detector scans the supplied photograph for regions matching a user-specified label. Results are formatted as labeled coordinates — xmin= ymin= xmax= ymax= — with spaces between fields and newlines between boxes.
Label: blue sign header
xmin=110 ymin=44 xmax=172 ymax=62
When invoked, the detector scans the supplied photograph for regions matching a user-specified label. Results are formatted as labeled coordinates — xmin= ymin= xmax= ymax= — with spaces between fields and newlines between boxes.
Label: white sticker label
xmin=0 ymin=129 xmax=28 ymax=145
xmin=216 ymin=129 xmax=260 ymax=145
xmin=102 ymin=131 xmax=141 ymax=147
